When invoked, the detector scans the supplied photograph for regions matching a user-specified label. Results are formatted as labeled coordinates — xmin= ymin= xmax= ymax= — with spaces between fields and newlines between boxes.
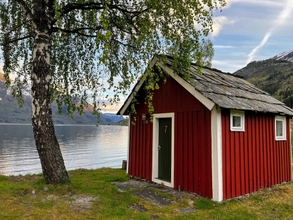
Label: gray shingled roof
xmin=118 ymin=56 xmax=293 ymax=116
xmin=173 ymin=60 xmax=293 ymax=116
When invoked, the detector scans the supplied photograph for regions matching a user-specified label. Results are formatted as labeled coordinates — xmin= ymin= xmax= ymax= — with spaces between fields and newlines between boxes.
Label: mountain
xmin=102 ymin=113 xmax=125 ymax=123
xmin=114 ymin=118 xmax=129 ymax=126
xmin=271 ymin=50 xmax=293 ymax=62
xmin=234 ymin=50 xmax=293 ymax=108
xmin=0 ymin=74 xmax=123 ymax=124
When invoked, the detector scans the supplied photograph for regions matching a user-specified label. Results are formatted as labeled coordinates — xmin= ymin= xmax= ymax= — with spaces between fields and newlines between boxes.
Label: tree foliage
xmin=0 ymin=0 xmax=225 ymax=183
xmin=0 ymin=0 xmax=225 ymax=113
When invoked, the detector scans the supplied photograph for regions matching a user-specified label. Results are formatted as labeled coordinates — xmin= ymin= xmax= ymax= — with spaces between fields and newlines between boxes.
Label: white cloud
xmin=223 ymin=0 xmax=238 ymax=8
xmin=214 ymin=45 xmax=234 ymax=49
xmin=246 ymin=0 xmax=293 ymax=64
xmin=212 ymin=59 xmax=244 ymax=73
xmin=224 ymin=0 xmax=283 ymax=8
xmin=246 ymin=32 xmax=272 ymax=64
xmin=211 ymin=0 xmax=293 ymax=73
xmin=212 ymin=16 xmax=235 ymax=37
xmin=275 ymin=0 xmax=293 ymax=26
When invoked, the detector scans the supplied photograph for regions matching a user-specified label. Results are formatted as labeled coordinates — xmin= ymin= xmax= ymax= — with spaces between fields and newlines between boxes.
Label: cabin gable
xmin=128 ymin=75 xmax=213 ymax=198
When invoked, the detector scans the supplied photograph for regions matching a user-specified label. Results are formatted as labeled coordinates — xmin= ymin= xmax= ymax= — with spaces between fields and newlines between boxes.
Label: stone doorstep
xmin=114 ymin=179 xmax=197 ymax=214
xmin=115 ymin=179 xmax=151 ymax=193
xmin=132 ymin=188 xmax=173 ymax=207
xmin=115 ymin=179 xmax=194 ymax=199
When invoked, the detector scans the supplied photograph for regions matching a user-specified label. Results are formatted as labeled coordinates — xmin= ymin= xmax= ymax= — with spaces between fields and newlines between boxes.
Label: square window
xmin=276 ymin=121 xmax=283 ymax=136
xmin=275 ymin=116 xmax=286 ymax=140
xmin=230 ymin=110 xmax=245 ymax=132
xmin=232 ymin=115 xmax=241 ymax=127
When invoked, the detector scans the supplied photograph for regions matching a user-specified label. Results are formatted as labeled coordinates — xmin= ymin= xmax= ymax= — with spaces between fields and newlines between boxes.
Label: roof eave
xmin=117 ymin=57 xmax=216 ymax=115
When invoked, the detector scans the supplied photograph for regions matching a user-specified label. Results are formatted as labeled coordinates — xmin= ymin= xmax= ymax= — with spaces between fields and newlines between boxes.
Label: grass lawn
xmin=1 ymin=168 xmax=293 ymax=220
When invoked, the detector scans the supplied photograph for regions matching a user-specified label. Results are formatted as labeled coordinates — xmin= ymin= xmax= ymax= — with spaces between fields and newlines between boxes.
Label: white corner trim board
xmin=211 ymin=106 xmax=223 ymax=202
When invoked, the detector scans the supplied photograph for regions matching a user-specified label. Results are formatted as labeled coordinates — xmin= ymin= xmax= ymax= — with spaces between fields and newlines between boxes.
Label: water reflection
xmin=0 ymin=124 xmax=128 ymax=176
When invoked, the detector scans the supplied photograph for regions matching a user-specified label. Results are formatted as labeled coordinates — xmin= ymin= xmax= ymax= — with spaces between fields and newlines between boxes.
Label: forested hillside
xmin=235 ymin=51 xmax=293 ymax=108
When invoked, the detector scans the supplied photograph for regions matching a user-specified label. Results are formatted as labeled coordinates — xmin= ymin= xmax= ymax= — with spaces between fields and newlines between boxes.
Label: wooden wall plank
xmin=176 ymin=112 xmax=183 ymax=190
xmin=222 ymin=110 xmax=292 ymax=200
xmin=205 ymin=110 xmax=213 ymax=198
xmin=193 ymin=111 xmax=199 ymax=194
xmin=183 ymin=111 xmax=189 ymax=191
xmin=188 ymin=111 xmax=194 ymax=192
xmin=235 ymin=131 xmax=239 ymax=197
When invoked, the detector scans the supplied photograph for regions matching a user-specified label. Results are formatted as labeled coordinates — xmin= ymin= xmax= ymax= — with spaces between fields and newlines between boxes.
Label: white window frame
xmin=230 ymin=110 xmax=245 ymax=132
xmin=275 ymin=116 xmax=286 ymax=141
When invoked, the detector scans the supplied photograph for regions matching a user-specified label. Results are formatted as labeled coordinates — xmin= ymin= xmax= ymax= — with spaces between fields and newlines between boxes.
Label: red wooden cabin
xmin=117 ymin=56 xmax=293 ymax=202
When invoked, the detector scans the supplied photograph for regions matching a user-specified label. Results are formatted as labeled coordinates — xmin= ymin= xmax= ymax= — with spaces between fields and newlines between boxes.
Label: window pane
xmin=230 ymin=110 xmax=245 ymax=132
xmin=276 ymin=120 xmax=283 ymax=136
xmin=233 ymin=116 xmax=241 ymax=127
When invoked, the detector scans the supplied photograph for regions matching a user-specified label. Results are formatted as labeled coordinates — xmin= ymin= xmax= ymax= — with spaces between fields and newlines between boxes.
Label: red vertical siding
xmin=192 ymin=111 xmax=199 ymax=194
xmin=128 ymin=76 xmax=213 ymax=198
xmin=222 ymin=110 xmax=292 ymax=200
xmin=128 ymin=103 xmax=153 ymax=181
xmin=173 ymin=109 xmax=212 ymax=198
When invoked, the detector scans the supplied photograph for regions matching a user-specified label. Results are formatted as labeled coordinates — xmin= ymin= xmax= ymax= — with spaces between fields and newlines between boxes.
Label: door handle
xmin=158 ymin=145 xmax=161 ymax=150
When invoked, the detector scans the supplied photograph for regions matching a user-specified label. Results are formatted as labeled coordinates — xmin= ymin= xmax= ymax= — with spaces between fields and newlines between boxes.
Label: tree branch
xmin=14 ymin=0 xmax=37 ymax=29
xmin=60 ymin=2 xmax=104 ymax=17
xmin=111 ymin=38 xmax=139 ymax=51
xmin=108 ymin=13 xmax=139 ymax=38
xmin=3 ymin=34 xmax=33 ymax=44
xmin=51 ymin=26 xmax=102 ymax=37
xmin=57 ymin=2 xmax=150 ymax=20
xmin=45 ymin=0 xmax=56 ymax=25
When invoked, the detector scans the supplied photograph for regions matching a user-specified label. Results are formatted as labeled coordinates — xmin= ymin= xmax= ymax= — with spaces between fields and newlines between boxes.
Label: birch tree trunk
xmin=30 ymin=1 xmax=70 ymax=184
xmin=31 ymin=33 xmax=69 ymax=184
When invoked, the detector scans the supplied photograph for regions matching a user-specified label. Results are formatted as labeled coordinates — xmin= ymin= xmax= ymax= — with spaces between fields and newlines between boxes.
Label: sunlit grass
xmin=1 ymin=168 xmax=293 ymax=219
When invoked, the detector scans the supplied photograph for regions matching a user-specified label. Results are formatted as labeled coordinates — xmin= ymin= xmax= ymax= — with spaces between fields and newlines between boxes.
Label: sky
xmin=2 ymin=1 xmax=293 ymax=113
xmin=99 ymin=0 xmax=293 ymax=112
xmin=211 ymin=0 xmax=293 ymax=73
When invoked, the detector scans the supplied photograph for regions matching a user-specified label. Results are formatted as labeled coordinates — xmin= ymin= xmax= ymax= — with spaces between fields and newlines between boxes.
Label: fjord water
xmin=0 ymin=124 xmax=128 ymax=176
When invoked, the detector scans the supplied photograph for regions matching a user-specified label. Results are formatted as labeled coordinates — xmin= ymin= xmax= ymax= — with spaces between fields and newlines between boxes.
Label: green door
xmin=158 ymin=118 xmax=172 ymax=182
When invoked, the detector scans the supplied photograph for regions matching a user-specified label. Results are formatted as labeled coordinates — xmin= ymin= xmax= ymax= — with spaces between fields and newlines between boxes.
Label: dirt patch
xmin=43 ymin=194 xmax=99 ymax=212
xmin=67 ymin=195 xmax=98 ymax=212
xmin=42 ymin=195 xmax=59 ymax=202
xmin=128 ymin=203 xmax=148 ymax=212
xmin=173 ymin=207 xmax=196 ymax=214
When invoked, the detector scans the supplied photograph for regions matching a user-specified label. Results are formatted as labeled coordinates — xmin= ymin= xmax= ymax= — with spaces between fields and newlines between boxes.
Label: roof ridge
xmin=118 ymin=56 xmax=293 ymax=116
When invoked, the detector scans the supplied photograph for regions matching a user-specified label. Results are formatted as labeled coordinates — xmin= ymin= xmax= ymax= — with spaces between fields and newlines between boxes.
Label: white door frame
xmin=152 ymin=113 xmax=174 ymax=187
